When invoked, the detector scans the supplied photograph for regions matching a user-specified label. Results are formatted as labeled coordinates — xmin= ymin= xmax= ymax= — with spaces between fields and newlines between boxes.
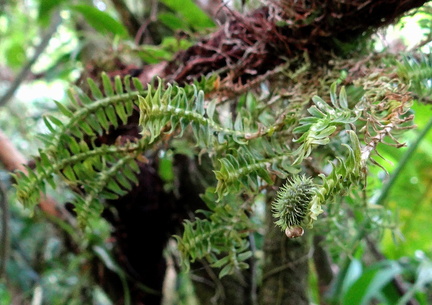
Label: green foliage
xmin=4 ymin=42 xmax=26 ymax=69
xmin=0 ymin=11 xmax=33 ymax=70
xmin=14 ymin=73 xmax=219 ymax=227
xmin=14 ymin=70 xmax=414 ymax=276
xmin=176 ymin=188 xmax=253 ymax=278
xmin=314 ymin=129 xmax=362 ymax=212
xmin=216 ymin=84 xmax=365 ymax=235
xmin=272 ymin=175 xmax=317 ymax=236
xmin=138 ymin=78 xmax=286 ymax=148
xmin=0 ymin=197 xmax=113 ymax=305
xmin=292 ymin=84 xmax=361 ymax=164
xmin=135 ymin=37 xmax=193 ymax=64
xmin=159 ymin=0 xmax=215 ymax=30
xmin=139 ymin=81 xmax=219 ymax=146
xmin=342 ymin=260 xmax=402 ymax=305
xmin=37 ymin=0 xmax=66 ymax=25
xmin=14 ymin=72 xmax=148 ymax=226
xmin=379 ymin=54 xmax=432 ymax=258
xmin=4 ymin=1 xmax=432 ymax=303
xmin=0 ymin=283 xmax=11 ymax=305
xmin=327 ymin=255 xmax=432 ymax=305
xmin=69 ymin=4 xmax=130 ymax=38
xmin=214 ymin=137 xmax=299 ymax=198
xmin=397 ymin=53 xmax=432 ymax=101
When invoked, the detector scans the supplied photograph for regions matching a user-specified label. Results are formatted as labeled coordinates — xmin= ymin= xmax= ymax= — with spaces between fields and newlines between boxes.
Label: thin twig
xmin=262 ymin=250 xmax=312 ymax=281
xmin=110 ymin=0 xmax=140 ymax=38
xmin=333 ymin=116 xmax=432 ymax=304
xmin=0 ymin=11 xmax=62 ymax=107
xmin=374 ymin=116 xmax=432 ymax=206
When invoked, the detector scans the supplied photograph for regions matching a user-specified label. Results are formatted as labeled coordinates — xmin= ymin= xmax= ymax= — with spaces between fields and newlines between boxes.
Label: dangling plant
xmin=14 ymin=74 xmax=217 ymax=226
xmin=272 ymin=175 xmax=318 ymax=238
xmin=13 ymin=62 xmax=414 ymax=276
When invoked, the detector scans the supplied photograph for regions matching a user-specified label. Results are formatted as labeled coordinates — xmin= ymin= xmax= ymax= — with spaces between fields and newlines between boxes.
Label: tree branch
xmin=159 ymin=0 xmax=428 ymax=84
xmin=0 ymin=130 xmax=64 ymax=219
xmin=0 ymin=12 xmax=62 ymax=107
xmin=110 ymin=0 xmax=140 ymax=39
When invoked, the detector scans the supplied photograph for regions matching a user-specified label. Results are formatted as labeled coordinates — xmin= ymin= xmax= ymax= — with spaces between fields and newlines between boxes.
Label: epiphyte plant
xmin=272 ymin=175 xmax=318 ymax=238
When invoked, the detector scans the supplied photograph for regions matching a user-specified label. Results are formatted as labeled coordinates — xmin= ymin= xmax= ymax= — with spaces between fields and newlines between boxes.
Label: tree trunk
xmin=191 ymin=263 xmax=254 ymax=305
xmin=259 ymin=201 xmax=310 ymax=305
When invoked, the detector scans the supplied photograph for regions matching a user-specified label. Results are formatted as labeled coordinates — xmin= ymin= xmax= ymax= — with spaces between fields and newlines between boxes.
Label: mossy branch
xmin=13 ymin=69 xmax=416 ymax=276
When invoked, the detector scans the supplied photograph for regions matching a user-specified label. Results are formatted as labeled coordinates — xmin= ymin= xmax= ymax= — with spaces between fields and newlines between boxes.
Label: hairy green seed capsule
xmin=272 ymin=175 xmax=317 ymax=237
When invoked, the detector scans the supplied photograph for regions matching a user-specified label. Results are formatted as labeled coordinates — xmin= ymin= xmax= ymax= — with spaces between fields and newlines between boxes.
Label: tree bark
xmin=191 ymin=262 xmax=254 ymax=305
xmin=161 ymin=0 xmax=428 ymax=85
xmin=259 ymin=201 xmax=310 ymax=305
xmin=313 ymin=235 xmax=334 ymax=303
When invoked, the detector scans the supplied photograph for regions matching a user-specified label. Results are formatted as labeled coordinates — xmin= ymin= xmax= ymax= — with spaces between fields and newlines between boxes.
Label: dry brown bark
xmin=159 ymin=0 xmax=428 ymax=84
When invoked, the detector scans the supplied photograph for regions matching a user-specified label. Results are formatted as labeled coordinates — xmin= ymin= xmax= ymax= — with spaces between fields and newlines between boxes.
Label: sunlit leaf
xmin=69 ymin=4 xmax=129 ymax=38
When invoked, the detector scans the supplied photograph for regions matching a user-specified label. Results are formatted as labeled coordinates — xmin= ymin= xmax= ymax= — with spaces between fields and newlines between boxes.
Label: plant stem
xmin=329 ymin=116 xmax=432 ymax=303
xmin=375 ymin=116 xmax=432 ymax=206
xmin=0 ymin=12 xmax=62 ymax=107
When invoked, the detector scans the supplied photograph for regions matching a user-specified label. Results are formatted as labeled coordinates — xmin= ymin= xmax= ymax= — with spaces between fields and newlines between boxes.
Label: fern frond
xmin=75 ymin=154 xmax=139 ymax=227
xmin=359 ymin=75 xmax=414 ymax=168
xmin=14 ymin=72 xmax=161 ymax=227
xmin=214 ymin=137 xmax=300 ymax=198
xmin=19 ymin=73 xmax=273 ymax=229
xmin=397 ymin=53 xmax=432 ymax=99
xmin=45 ymin=73 xmax=146 ymax=151
xmin=214 ymin=84 xmax=363 ymax=200
xmin=175 ymin=188 xmax=252 ymax=278
xmin=16 ymin=73 xmax=227 ymax=228
xmin=292 ymin=83 xmax=362 ymax=164
xmin=316 ymin=130 xmax=362 ymax=204
xmin=15 ymin=140 xmax=145 ymax=210
xmin=138 ymin=81 xmax=289 ymax=147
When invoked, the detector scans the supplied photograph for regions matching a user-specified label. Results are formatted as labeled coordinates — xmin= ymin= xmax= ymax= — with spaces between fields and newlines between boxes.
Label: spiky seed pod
xmin=272 ymin=175 xmax=317 ymax=238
